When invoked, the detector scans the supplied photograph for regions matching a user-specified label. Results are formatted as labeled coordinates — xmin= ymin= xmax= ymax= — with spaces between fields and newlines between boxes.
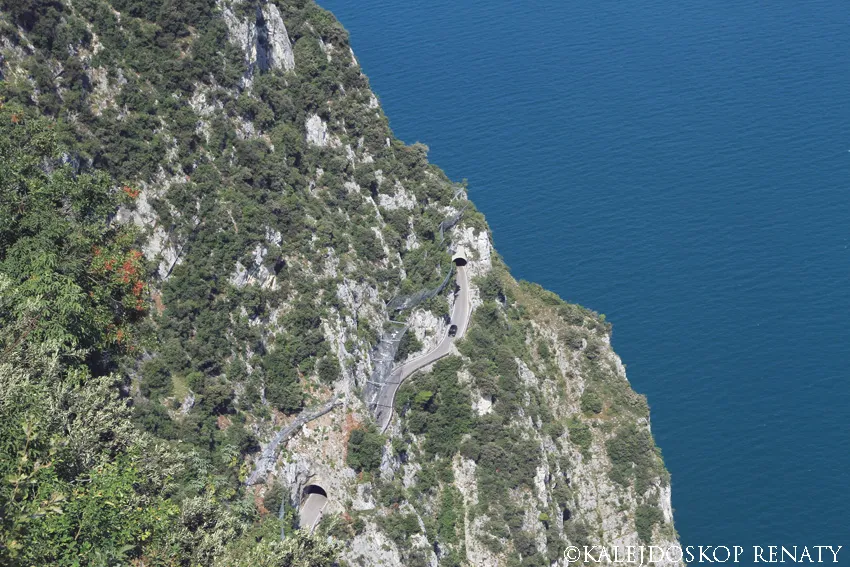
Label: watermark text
xmin=562 ymin=545 xmax=843 ymax=565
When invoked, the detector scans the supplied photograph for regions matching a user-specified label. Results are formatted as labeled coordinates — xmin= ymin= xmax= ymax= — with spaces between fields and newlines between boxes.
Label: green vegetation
xmin=606 ymin=424 xmax=668 ymax=494
xmin=0 ymin=106 xmax=146 ymax=358
xmin=0 ymin=354 xmax=176 ymax=564
xmin=346 ymin=424 xmax=384 ymax=474
xmin=568 ymin=419 xmax=593 ymax=455
xmin=437 ymin=486 xmax=464 ymax=545
xmin=394 ymin=330 xmax=424 ymax=362
xmin=396 ymin=356 xmax=472 ymax=457
xmin=635 ymin=504 xmax=664 ymax=543
xmin=213 ymin=523 xmax=340 ymax=567
xmin=376 ymin=512 xmax=421 ymax=547
xmin=0 ymin=104 xmax=333 ymax=565
xmin=580 ymin=387 xmax=604 ymax=414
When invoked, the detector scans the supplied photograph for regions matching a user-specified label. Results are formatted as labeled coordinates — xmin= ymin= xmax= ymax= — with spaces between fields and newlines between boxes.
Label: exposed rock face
xmin=230 ymin=243 xmax=275 ymax=289
xmin=404 ymin=308 xmax=445 ymax=356
xmin=115 ymin=183 xmax=184 ymax=281
xmin=219 ymin=0 xmax=295 ymax=85
xmin=258 ymin=3 xmax=295 ymax=72
xmin=306 ymin=114 xmax=330 ymax=147
xmin=378 ymin=182 xmax=417 ymax=210
xmin=453 ymin=225 xmax=492 ymax=280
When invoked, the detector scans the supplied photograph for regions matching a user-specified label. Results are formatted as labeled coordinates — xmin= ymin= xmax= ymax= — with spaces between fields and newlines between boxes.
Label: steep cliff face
xmin=0 ymin=1 xmax=679 ymax=565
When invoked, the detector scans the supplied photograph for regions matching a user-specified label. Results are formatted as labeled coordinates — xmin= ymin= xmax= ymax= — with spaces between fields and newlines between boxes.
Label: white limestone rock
xmin=306 ymin=114 xmax=329 ymax=147
xmin=378 ymin=181 xmax=417 ymax=210
xmin=453 ymin=225 xmax=493 ymax=280
xmin=229 ymin=243 xmax=274 ymax=289
xmin=218 ymin=0 xmax=294 ymax=87
xmin=473 ymin=394 xmax=493 ymax=416
xmin=404 ymin=308 xmax=445 ymax=358
xmin=115 ymin=180 xmax=185 ymax=281
xmin=261 ymin=3 xmax=295 ymax=72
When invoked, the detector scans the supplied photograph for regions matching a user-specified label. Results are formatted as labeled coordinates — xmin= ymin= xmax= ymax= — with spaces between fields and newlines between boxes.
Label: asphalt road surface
xmin=376 ymin=264 xmax=470 ymax=431
xmin=299 ymin=492 xmax=328 ymax=533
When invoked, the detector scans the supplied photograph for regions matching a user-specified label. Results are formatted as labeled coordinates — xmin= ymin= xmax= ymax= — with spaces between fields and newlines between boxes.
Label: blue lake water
xmin=318 ymin=0 xmax=850 ymax=560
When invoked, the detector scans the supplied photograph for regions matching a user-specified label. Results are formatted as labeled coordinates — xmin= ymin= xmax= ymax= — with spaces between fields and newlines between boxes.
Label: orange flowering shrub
xmin=122 ymin=185 xmax=141 ymax=199
xmin=88 ymin=233 xmax=149 ymax=345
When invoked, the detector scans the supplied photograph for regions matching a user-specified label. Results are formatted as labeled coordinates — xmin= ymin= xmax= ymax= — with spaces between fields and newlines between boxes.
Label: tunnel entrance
xmin=451 ymin=247 xmax=468 ymax=267
xmin=301 ymin=484 xmax=327 ymax=502
xmin=299 ymin=484 xmax=329 ymax=533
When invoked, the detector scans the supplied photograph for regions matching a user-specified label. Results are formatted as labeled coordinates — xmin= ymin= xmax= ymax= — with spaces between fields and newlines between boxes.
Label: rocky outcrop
xmin=230 ymin=243 xmax=275 ymax=289
xmin=259 ymin=3 xmax=296 ymax=72
xmin=404 ymin=308 xmax=445 ymax=357
xmin=219 ymin=0 xmax=295 ymax=85
xmin=453 ymin=225 xmax=492 ymax=280
xmin=246 ymin=396 xmax=343 ymax=486
xmin=378 ymin=182 xmax=417 ymax=210
xmin=306 ymin=114 xmax=330 ymax=147
xmin=115 ymin=182 xmax=184 ymax=281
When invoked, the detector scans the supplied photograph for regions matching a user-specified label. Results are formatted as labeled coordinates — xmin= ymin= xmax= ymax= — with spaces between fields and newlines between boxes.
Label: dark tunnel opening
xmin=302 ymin=484 xmax=328 ymax=501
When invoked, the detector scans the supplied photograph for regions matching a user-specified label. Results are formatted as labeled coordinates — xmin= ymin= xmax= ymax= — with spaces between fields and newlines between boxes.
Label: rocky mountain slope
xmin=0 ymin=1 xmax=679 ymax=565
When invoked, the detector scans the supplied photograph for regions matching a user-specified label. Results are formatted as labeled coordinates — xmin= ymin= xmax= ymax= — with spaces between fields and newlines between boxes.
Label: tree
xmin=215 ymin=522 xmax=340 ymax=567
xmin=0 ymin=105 xmax=147 ymax=359
xmin=346 ymin=425 xmax=384 ymax=474
xmin=0 ymin=338 xmax=178 ymax=565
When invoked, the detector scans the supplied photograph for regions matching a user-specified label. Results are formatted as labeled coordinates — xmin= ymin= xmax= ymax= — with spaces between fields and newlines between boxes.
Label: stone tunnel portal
xmin=301 ymin=484 xmax=327 ymax=502
xmin=452 ymin=247 xmax=468 ymax=267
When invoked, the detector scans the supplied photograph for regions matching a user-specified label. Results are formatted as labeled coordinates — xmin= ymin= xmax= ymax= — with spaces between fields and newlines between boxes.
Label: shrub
xmin=263 ymin=344 xmax=305 ymax=414
xmin=263 ymin=483 xmax=285 ymax=516
xmin=352 ymin=225 xmax=385 ymax=261
xmin=265 ymin=377 xmax=303 ymax=415
xmin=564 ymin=519 xmax=592 ymax=547
xmin=478 ymin=271 xmax=505 ymax=303
xmin=346 ymin=425 xmax=384 ymax=474
xmin=605 ymin=424 xmax=660 ymax=491
xmin=140 ymin=358 xmax=173 ymax=399
xmin=635 ymin=504 xmax=664 ymax=543
xmin=395 ymin=357 xmax=471 ymax=457
xmin=568 ymin=419 xmax=592 ymax=455
xmin=437 ymin=487 xmax=464 ymax=545
xmin=394 ymin=331 xmax=423 ymax=362
xmin=377 ymin=512 xmax=420 ymax=547
xmin=562 ymin=328 xmax=586 ymax=350
xmin=513 ymin=531 xmax=537 ymax=558
xmin=317 ymin=356 xmax=341 ymax=385
xmin=580 ymin=388 xmax=604 ymax=414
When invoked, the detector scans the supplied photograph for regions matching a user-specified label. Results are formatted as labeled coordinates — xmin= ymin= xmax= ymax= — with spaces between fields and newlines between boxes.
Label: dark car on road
xmin=448 ymin=324 xmax=458 ymax=337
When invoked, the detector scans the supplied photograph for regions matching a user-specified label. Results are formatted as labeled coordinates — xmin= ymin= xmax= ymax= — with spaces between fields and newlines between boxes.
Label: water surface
xmin=319 ymin=0 xmax=850 ymax=558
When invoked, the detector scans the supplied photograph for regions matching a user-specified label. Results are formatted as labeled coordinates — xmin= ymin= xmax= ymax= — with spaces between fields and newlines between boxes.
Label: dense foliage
xmin=395 ymin=356 xmax=471 ymax=458
xmin=0 ymin=102 xmax=334 ymax=566
xmin=346 ymin=425 xmax=384 ymax=475
xmin=0 ymin=105 xmax=145 ymax=360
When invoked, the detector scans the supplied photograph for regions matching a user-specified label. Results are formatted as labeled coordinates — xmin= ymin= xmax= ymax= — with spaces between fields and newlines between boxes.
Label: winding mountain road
xmin=375 ymin=264 xmax=470 ymax=432
xmin=298 ymin=261 xmax=470 ymax=531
